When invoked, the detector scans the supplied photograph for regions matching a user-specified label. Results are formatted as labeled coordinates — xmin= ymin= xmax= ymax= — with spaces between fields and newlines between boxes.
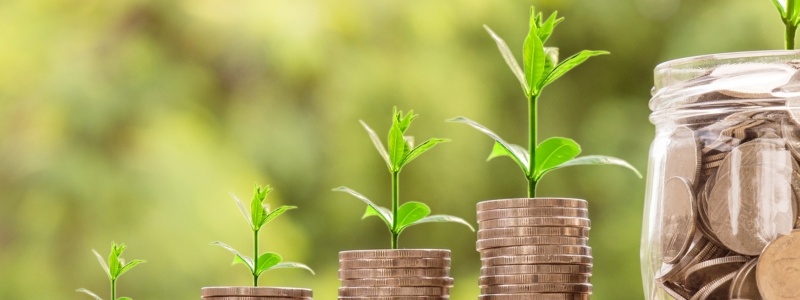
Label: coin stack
xmin=337 ymin=249 xmax=453 ymax=299
xmin=476 ymin=198 xmax=593 ymax=300
xmin=201 ymin=287 xmax=313 ymax=299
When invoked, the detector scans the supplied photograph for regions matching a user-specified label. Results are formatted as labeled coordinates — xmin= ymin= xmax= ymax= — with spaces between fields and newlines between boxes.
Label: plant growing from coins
xmin=76 ymin=242 xmax=144 ymax=300
xmin=450 ymin=6 xmax=640 ymax=197
xmin=334 ymin=108 xmax=475 ymax=249
xmin=212 ymin=185 xmax=314 ymax=286
xmin=771 ymin=0 xmax=800 ymax=49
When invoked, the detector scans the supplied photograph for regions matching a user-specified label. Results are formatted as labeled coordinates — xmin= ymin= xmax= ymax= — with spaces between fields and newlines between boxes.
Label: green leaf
xmin=406 ymin=214 xmax=475 ymax=232
xmin=92 ymin=249 xmax=110 ymax=279
xmin=393 ymin=107 xmax=417 ymax=133
xmin=76 ymin=288 xmax=104 ymax=300
xmin=250 ymin=185 xmax=272 ymax=231
xmin=231 ymin=193 xmax=252 ymax=228
xmin=271 ymin=262 xmax=316 ymax=275
xmin=537 ymin=11 xmax=563 ymax=44
xmin=448 ymin=117 xmax=530 ymax=175
xmin=261 ymin=205 xmax=297 ymax=227
xmin=543 ymin=47 xmax=559 ymax=75
xmin=395 ymin=201 xmax=431 ymax=232
xmin=523 ymin=29 xmax=546 ymax=96
xmin=211 ymin=241 xmax=254 ymax=272
xmin=400 ymin=138 xmax=449 ymax=168
xmin=117 ymin=259 xmax=145 ymax=278
xmin=533 ymin=137 xmax=581 ymax=180
xmin=542 ymin=50 xmax=609 ymax=88
xmin=363 ymin=205 xmax=393 ymax=228
xmin=108 ymin=243 xmax=125 ymax=279
xmin=483 ymin=25 xmax=529 ymax=95
xmin=388 ymin=123 xmax=406 ymax=171
xmin=550 ymin=155 xmax=643 ymax=178
xmin=333 ymin=187 xmax=393 ymax=226
xmin=360 ymin=120 xmax=391 ymax=169
xmin=255 ymin=252 xmax=282 ymax=276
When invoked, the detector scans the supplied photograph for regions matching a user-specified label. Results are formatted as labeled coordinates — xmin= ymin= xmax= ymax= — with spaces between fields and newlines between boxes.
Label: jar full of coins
xmin=642 ymin=50 xmax=800 ymax=300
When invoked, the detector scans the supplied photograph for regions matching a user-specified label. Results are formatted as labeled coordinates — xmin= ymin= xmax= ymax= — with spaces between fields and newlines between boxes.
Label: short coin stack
xmin=476 ymin=198 xmax=593 ymax=300
xmin=201 ymin=287 xmax=313 ymax=300
xmin=338 ymin=249 xmax=453 ymax=299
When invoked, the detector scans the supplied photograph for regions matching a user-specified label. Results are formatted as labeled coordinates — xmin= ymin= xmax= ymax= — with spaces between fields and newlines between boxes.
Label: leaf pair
xmin=772 ymin=0 xmax=800 ymax=49
xmin=76 ymin=243 xmax=144 ymax=300
xmin=485 ymin=7 xmax=608 ymax=98
xmin=333 ymin=187 xmax=474 ymax=235
xmin=449 ymin=117 xmax=641 ymax=183
xmin=211 ymin=241 xmax=315 ymax=277
xmin=362 ymin=107 xmax=450 ymax=173
xmin=234 ymin=185 xmax=296 ymax=232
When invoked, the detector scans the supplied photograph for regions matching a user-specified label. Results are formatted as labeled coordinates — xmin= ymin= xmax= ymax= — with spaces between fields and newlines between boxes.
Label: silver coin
xmin=660 ymin=176 xmax=697 ymax=264
xmin=476 ymin=236 xmax=587 ymax=250
xmin=338 ymin=286 xmax=448 ymax=296
xmin=477 ymin=198 xmax=588 ymax=211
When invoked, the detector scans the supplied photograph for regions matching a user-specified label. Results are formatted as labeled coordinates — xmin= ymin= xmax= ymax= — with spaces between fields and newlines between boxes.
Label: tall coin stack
xmin=476 ymin=198 xmax=593 ymax=300
xmin=338 ymin=249 xmax=454 ymax=299
xmin=201 ymin=287 xmax=313 ymax=300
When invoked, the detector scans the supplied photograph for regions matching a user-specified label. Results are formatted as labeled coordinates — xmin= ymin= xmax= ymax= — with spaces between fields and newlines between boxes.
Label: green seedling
xmin=212 ymin=185 xmax=314 ymax=286
xmin=334 ymin=107 xmax=474 ymax=249
xmin=76 ymin=242 xmax=144 ymax=300
xmin=771 ymin=0 xmax=800 ymax=49
xmin=450 ymin=6 xmax=641 ymax=197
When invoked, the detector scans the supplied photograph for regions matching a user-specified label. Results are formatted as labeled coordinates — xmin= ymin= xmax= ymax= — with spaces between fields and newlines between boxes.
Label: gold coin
xmin=478 ymin=293 xmax=590 ymax=300
xmin=339 ymin=249 xmax=450 ymax=260
xmin=477 ymin=236 xmax=587 ymax=250
xmin=479 ymin=217 xmax=590 ymax=229
xmin=481 ymin=255 xmax=593 ymax=266
xmin=338 ymin=286 xmax=448 ymax=296
xmin=478 ymin=227 xmax=589 ymax=239
xmin=478 ymin=273 xmax=591 ymax=285
xmin=660 ymin=176 xmax=697 ymax=264
xmin=477 ymin=208 xmax=589 ymax=221
xmin=339 ymin=258 xmax=450 ymax=269
xmin=756 ymin=229 xmax=800 ymax=300
xmin=729 ymin=258 xmax=760 ymax=299
xmin=479 ymin=283 xmax=592 ymax=294
xmin=480 ymin=264 xmax=592 ymax=276
xmin=338 ymin=268 xmax=450 ymax=279
xmin=339 ymin=277 xmax=454 ymax=287
xmin=477 ymin=198 xmax=588 ymax=211
xmin=201 ymin=287 xmax=313 ymax=297
xmin=682 ymin=255 xmax=747 ymax=293
xmin=480 ymin=245 xmax=592 ymax=257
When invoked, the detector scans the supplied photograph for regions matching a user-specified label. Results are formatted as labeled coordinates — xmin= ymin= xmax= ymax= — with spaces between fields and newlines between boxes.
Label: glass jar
xmin=642 ymin=51 xmax=800 ymax=299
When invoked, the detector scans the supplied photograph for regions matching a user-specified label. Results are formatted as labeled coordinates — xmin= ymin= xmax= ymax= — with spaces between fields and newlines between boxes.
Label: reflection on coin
xmin=664 ymin=126 xmax=701 ymax=185
xmin=476 ymin=236 xmax=587 ymax=250
xmin=338 ymin=286 xmax=447 ymax=296
xmin=682 ymin=255 xmax=747 ymax=292
xmin=478 ymin=227 xmax=589 ymax=239
xmin=706 ymin=138 xmax=794 ymax=255
xmin=481 ymin=255 xmax=593 ymax=266
xmin=480 ymin=264 xmax=592 ymax=276
xmin=480 ymin=245 xmax=592 ymax=257
xmin=756 ymin=230 xmax=800 ymax=300
xmin=479 ymin=273 xmax=591 ymax=285
xmin=339 ymin=258 xmax=450 ymax=269
xmin=477 ymin=198 xmax=588 ymax=211
xmin=479 ymin=217 xmax=591 ymax=229
xmin=338 ymin=268 xmax=449 ymax=279
xmin=480 ymin=283 xmax=592 ymax=294
xmin=201 ymin=287 xmax=313 ymax=297
xmin=729 ymin=258 xmax=760 ymax=299
xmin=477 ymin=207 xmax=589 ymax=221
xmin=477 ymin=293 xmax=590 ymax=300
xmin=339 ymin=249 xmax=450 ymax=260
xmin=660 ymin=176 xmax=697 ymax=264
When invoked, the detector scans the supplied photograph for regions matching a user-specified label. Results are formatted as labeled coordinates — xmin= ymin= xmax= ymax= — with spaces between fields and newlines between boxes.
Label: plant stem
xmin=527 ymin=94 xmax=539 ymax=198
xmin=111 ymin=278 xmax=116 ymax=300
xmin=253 ymin=229 xmax=259 ymax=287
xmin=787 ymin=22 xmax=797 ymax=50
xmin=391 ymin=171 xmax=400 ymax=249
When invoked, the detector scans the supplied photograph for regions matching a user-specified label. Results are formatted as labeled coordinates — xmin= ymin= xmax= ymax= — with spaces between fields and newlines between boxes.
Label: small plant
xmin=334 ymin=107 xmax=474 ymax=249
xmin=450 ymin=6 xmax=640 ymax=197
xmin=771 ymin=0 xmax=800 ymax=49
xmin=76 ymin=242 xmax=145 ymax=300
xmin=212 ymin=185 xmax=314 ymax=286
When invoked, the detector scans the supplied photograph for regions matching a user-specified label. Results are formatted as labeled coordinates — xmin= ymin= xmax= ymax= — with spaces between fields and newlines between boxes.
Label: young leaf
xmin=255 ymin=252 xmax=282 ymax=276
xmin=388 ymin=123 xmax=406 ymax=171
xmin=395 ymin=201 xmax=431 ymax=232
xmin=533 ymin=137 xmax=581 ymax=180
xmin=211 ymin=241 xmax=254 ymax=272
xmin=76 ymin=288 xmax=104 ymax=300
xmin=261 ymin=205 xmax=297 ymax=227
xmin=271 ymin=262 xmax=316 ymax=275
xmin=108 ymin=244 xmax=123 ymax=279
xmin=487 ymin=141 xmax=530 ymax=176
xmin=448 ymin=117 xmax=530 ymax=175
xmin=406 ymin=215 xmax=476 ymax=232
xmin=542 ymin=50 xmax=609 ymax=88
xmin=92 ymin=249 xmax=111 ymax=278
xmin=537 ymin=11 xmax=563 ymax=44
xmin=250 ymin=185 xmax=272 ymax=231
xmin=400 ymin=138 xmax=450 ymax=168
xmin=231 ymin=193 xmax=253 ymax=228
xmin=333 ymin=187 xmax=393 ymax=226
xmin=394 ymin=107 xmax=417 ymax=133
xmin=360 ymin=120 xmax=391 ymax=169
xmin=543 ymin=47 xmax=559 ymax=75
xmin=363 ymin=205 xmax=394 ymax=228
xmin=117 ymin=259 xmax=145 ymax=278
xmin=523 ymin=29 xmax=546 ymax=95
xmin=483 ymin=25 xmax=529 ymax=95
xmin=549 ymin=155 xmax=643 ymax=178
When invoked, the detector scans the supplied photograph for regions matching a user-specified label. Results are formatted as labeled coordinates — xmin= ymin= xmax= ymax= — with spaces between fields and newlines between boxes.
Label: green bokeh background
xmin=0 ymin=0 xmax=784 ymax=299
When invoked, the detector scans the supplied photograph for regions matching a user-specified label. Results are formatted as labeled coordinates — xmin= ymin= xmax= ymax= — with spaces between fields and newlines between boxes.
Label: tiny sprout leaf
xmin=108 ymin=244 xmax=123 ymax=280
xmin=449 ymin=117 xmax=530 ymax=175
xmin=231 ymin=193 xmax=252 ymax=228
xmin=117 ymin=259 xmax=145 ymax=278
xmin=542 ymin=50 xmax=609 ymax=88
xmin=250 ymin=185 xmax=273 ymax=231
xmin=401 ymin=138 xmax=449 ymax=168
xmin=388 ymin=122 xmax=406 ymax=171
xmin=523 ymin=28 xmax=546 ymax=95
xmin=271 ymin=262 xmax=316 ymax=275
xmin=483 ymin=25 xmax=529 ymax=95
xmin=262 ymin=205 xmax=297 ymax=227
xmin=533 ymin=137 xmax=581 ymax=180
xmin=333 ymin=187 xmax=393 ymax=226
xmin=537 ymin=11 xmax=563 ymax=44
xmin=395 ymin=201 xmax=431 ymax=232
xmin=551 ymin=155 xmax=643 ymax=178
xmin=76 ymin=288 xmax=104 ymax=300
xmin=411 ymin=215 xmax=476 ymax=232
xmin=211 ymin=241 xmax=254 ymax=272
xmin=92 ymin=249 xmax=111 ymax=278
xmin=360 ymin=120 xmax=392 ymax=169
xmin=255 ymin=252 xmax=282 ymax=276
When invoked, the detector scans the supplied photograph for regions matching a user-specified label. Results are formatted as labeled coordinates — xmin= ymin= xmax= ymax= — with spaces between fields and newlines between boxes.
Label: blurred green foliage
xmin=0 ymin=0 xmax=784 ymax=299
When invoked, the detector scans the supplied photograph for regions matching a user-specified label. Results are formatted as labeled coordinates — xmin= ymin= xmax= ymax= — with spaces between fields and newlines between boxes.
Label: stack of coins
xmin=338 ymin=249 xmax=453 ymax=299
xmin=476 ymin=198 xmax=593 ymax=299
xmin=201 ymin=287 xmax=313 ymax=299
